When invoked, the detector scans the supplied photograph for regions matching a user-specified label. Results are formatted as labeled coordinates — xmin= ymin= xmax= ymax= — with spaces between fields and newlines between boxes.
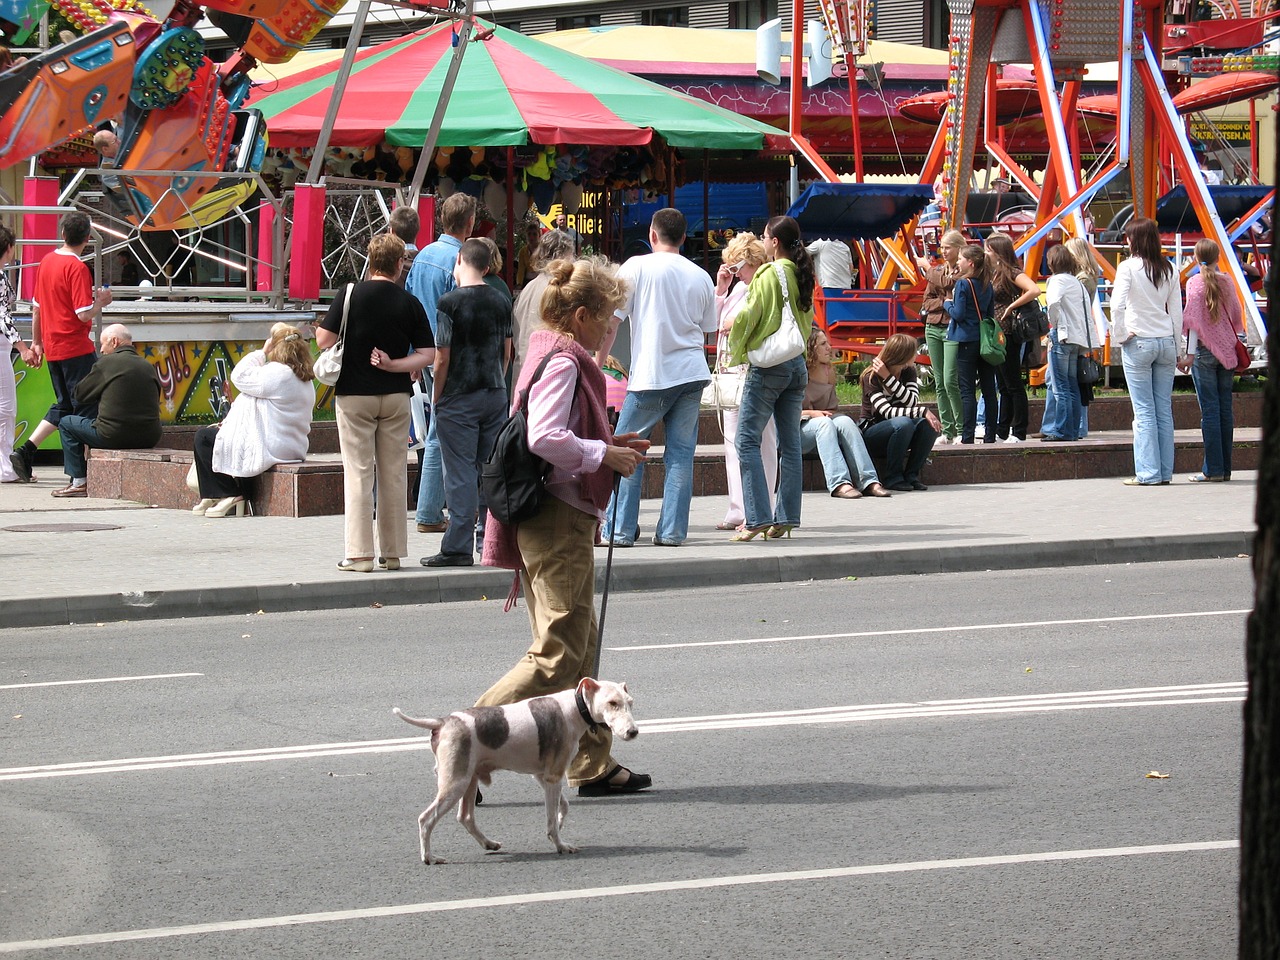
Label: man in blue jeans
xmin=597 ymin=209 xmax=717 ymax=547
xmin=406 ymin=194 xmax=475 ymax=534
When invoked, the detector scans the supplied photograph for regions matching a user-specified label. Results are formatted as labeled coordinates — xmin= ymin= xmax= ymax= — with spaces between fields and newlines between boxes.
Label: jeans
xmin=1042 ymin=328 xmax=1083 ymax=441
xmin=800 ymin=414 xmax=879 ymax=492
xmin=414 ymin=369 xmax=446 ymax=525
xmin=1192 ymin=347 xmax=1234 ymax=479
xmin=1121 ymin=335 xmax=1177 ymax=483
xmin=925 ymin=324 xmax=960 ymax=439
xmin=56 ymin=414 xmax=100 ymax=480
xmin=436 ymin=388 xmax=507 ymax=557
xmin=861 ymin=416 xmax=938 ymax=486
xmin=951 ymin=339 xmax=998 ymax=443
xmin=736 ymin=355 xmax=807 ymax=530
xmin=995 ymin=339 xmax=1028 ymax=439
xmin=603 ymin=380 xmax=706 ymax=545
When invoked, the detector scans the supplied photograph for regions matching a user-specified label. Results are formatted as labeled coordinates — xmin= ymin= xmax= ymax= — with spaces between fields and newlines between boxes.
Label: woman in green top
xmin=726 ymin=215 xmax=814 ymax=540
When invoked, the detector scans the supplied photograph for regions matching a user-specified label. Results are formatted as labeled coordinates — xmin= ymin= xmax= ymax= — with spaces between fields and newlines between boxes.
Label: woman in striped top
xmin=859 ymin=333 xmax=941 ymax=492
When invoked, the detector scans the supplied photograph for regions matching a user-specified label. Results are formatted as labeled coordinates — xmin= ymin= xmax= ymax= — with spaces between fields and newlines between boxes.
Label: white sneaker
xmin=975 ymin=425 xmax=985 ymax=439
xmin=1002 ymin=435 xmax=1020 ymax=444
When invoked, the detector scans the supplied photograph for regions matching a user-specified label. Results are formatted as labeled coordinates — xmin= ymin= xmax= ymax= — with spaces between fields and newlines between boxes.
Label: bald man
xmin=53 ymin=324 xmax=161 ymax=497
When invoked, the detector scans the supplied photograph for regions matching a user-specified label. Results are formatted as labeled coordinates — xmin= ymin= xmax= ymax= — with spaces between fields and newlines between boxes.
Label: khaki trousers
xmin=335 ymin=393 xmax=410 ymax=561
xmin=474 ymin=495 xmax=612 ymax=785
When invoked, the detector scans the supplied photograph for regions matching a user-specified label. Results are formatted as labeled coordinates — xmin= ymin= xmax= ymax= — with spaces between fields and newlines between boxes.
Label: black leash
xmin=592 ymin=473 xmax=621 ymax=680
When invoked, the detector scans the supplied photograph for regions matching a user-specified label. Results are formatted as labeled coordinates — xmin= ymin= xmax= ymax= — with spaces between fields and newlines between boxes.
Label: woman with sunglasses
xmin=712 ymin=232 xmax=776 ymax=530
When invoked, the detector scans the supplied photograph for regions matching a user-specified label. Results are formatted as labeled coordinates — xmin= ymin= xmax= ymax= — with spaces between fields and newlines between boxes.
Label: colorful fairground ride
xmin=1 ymin=0 xmax=461 ymax=313
xmin=795 ymin=0 xmax=1275 ymax=365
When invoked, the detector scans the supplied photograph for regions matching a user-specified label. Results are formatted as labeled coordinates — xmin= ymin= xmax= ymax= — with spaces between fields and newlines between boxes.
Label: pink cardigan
xmin=1182 ymin=272 xmax=1243 ymax=369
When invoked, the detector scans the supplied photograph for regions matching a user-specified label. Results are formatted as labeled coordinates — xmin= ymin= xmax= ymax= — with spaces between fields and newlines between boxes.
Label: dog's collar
xmin=575 ymin=686 xmax=601 ymax=732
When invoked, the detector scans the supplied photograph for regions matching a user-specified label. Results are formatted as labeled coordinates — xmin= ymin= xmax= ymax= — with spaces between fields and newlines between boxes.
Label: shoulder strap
xmin=1081 ymin=284 xmax=1094 ymax=349
xmin=517 ymin=348 xmax=565 ymax=412
xmin=772 ymin=260 xmax=792 ymax=310
xmin=336 ymin=282 xmax=354 ymax=339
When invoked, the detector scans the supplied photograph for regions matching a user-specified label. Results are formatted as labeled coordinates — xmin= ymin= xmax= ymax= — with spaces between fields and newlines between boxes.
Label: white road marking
xmin=0 ymin=673 xmax=203 ymax=691
xmin=0 ymin=840 xmax=1237 ymax=953
xmin=609 ymin=608 xmax=1252 ymax=651
xmin=0 ymin=682 xmax=1244 ymax=782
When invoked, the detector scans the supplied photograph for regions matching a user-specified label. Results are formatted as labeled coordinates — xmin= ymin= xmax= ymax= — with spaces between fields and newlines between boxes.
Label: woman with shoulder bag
xmin=1177 ymin=238 xmax=1244 ymax=482
xmin=1063 ymin=237 xmax=1102 ymax=438
xmin=726 ymin=215 xmax=813 ymax=541
xmin=712 ymin=233 xmax=777 ymax=530
xmin=1110 ymin=218 xmax=1183 ymax=485
xmin=942 ymin=244 xmax=999 ymax=444
xmin=475 ymin=256 xmax=652 ymax=796
xmin=985 ymin=234 xmax=1040 ymax=442
xmin=316 ymin=234 xmax=436 ymax=571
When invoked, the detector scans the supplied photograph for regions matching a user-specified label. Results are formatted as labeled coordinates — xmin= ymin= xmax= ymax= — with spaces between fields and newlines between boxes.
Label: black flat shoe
xmin=887 ymin=481 xmax=914 ymax=492
xmin=578 ymin=765 xmax=652 ymax=796
xmin=421 ymin=552 xmax=474 ymax=567
xmin=910 ymin=480 xmax=928 ymax=491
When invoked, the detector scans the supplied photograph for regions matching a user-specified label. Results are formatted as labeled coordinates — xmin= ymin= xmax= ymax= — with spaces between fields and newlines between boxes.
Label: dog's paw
xmin=484 ymin=840 xmax=502 ymax=851
xmin=423 ymin=854 xmax=448 ymax=865
xmin=555 ymin=843 xmax=580 ymax=855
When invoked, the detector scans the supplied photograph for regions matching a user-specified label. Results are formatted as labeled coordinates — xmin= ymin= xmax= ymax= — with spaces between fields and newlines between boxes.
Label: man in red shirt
xmin=9 ymin=212 xmax=112 ymax=482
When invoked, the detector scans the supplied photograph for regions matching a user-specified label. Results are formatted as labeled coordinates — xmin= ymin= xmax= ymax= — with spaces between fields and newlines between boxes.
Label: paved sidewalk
xmin=0 ymin=464 xmax=1258 ymax=627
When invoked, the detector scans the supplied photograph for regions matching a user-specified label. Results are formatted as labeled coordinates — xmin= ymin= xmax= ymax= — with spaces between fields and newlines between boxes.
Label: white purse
xmin=700 ymin=333 xmax=744 ymax=411
xmin=313 ymin=283 xmax=353 ymax=386
xmin=747 ymin=261 xmax=807 ymax=368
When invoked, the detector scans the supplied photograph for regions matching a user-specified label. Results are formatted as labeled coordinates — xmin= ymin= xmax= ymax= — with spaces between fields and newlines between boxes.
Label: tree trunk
xmin=1238 ymin=80 xmax=1280 ymax=957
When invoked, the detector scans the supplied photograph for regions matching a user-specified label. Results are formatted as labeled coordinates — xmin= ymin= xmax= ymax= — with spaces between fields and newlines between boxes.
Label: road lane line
xmin=0 ymin=682 xmax=1243 ymax=782
xmin=0 ymin=840 xmax=1237 ymax=953
xmin=609 ymin=608 xmax=1252 ymax=651
xmin=0 ymin=673 xmax=204 ymax=691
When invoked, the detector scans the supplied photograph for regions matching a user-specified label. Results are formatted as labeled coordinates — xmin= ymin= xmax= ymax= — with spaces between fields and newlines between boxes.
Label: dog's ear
xmin=621 ymin=682 xmax=629 ymax=694
xmin=578 ymin=677 xmax=599 ymax=696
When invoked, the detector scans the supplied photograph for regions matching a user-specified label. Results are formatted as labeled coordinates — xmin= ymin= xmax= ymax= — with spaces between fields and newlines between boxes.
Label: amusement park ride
xmin=0 ymin=0 xmax=1275 ymax=340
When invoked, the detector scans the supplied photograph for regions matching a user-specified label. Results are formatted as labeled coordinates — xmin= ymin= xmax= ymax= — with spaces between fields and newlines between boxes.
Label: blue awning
xmin=1154 ymin=184 xmax=1274 ymax=233
xmin=785 ymin=183 xmax=936 ymax=241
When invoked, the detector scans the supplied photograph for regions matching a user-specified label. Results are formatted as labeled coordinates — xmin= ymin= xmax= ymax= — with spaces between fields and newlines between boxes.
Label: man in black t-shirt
xmin=422 ymin=238 xmax=513 ymax=567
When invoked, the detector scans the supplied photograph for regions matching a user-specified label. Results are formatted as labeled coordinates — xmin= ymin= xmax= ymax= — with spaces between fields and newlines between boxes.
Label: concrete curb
xmin=2 ymin=530 xmax=1255 ymax=629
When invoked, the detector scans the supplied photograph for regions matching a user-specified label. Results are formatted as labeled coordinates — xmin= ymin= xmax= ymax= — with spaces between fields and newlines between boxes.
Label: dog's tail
xmin=392 ymin=707 xmax=444 ymax=731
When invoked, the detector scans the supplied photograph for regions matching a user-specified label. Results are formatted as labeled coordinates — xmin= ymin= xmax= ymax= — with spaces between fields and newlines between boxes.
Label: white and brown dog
xmin=393 ymin=677 xmax=638 ymax=864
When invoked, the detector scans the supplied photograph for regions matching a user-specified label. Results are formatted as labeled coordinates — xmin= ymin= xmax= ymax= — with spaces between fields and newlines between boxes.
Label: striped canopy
xmin=249 ymin=20 xmax=786 ymax=151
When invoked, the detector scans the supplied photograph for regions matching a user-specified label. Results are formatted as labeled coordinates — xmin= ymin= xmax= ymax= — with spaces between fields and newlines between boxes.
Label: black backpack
xmin=480 ymin=350 xmax=565 ymax=525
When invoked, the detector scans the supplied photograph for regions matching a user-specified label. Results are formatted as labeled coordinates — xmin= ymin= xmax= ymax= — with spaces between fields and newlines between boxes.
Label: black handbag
xmin=1076 ymin=287 xmax=1103 ymax=387
xmin=480 ymin=350 xmax=564 ymax=525
xmin=1010 ymin=299 xmax=1049 ymax=343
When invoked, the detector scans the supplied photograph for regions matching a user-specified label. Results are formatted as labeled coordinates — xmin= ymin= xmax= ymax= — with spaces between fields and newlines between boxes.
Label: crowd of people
xmin=0 ymin=202 xmax=1260 ymax=799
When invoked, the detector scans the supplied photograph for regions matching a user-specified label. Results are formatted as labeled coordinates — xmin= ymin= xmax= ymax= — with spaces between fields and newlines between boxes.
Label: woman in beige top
xmin=801 ymin=328 xmax=890 ymax=498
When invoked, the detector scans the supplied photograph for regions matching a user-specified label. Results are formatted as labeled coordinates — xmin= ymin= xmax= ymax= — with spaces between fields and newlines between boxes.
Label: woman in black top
xmin=317 ymin=234 xmax=435 ymax=572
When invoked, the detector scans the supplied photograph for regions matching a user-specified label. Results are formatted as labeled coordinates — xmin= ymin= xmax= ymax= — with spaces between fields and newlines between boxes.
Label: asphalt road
xmin=0 ymin=557 xmax=1250 ymax=958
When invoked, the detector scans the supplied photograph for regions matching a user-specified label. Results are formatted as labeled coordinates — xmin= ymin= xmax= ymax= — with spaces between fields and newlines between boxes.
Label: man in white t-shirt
xmin=598 ymin=208 xmax=716 ymax=547
xmin=806 ymin=237 xmax=854 ymax=289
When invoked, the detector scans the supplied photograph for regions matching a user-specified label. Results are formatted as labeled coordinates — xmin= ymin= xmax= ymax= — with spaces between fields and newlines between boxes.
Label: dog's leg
xmin=457 ymin=777 xmax=501 ymax=853
xmin=418 ymin=733 xmax=472 ymax=864
xmin=541 ymin=777 xmax=578 ymax=854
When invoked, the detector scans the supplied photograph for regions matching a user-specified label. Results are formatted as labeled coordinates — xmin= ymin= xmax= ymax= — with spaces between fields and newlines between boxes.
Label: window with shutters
xmin=643 ymin=5 xmax=690 ymax=25
xmin=557 ymin=13 xmax=602 ymax=29
xmin=727 ymin=0 xmax=776 ymax=28
xmin=871 ymin=0 xmax=926 ymax=44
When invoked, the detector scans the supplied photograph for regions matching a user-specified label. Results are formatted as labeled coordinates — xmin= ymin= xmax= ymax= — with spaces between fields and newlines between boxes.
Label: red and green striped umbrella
xmin=250 ymin=20 xmax=785 ymax=151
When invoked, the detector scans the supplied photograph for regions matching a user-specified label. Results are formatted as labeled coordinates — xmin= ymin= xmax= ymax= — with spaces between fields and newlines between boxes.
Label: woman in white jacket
xmin=1110 ymin=218 xmax=1184 ymax=485
xmin=191 ymin=323 xmax=316 ymax=516
xmin=1042 ymin=244 xmax=1091 ymax=441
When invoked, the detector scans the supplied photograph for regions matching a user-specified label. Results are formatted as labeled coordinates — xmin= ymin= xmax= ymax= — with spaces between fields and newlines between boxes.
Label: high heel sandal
xmin=766 ymin=524 xmax=795 ymax=539
xmin=204 ymin=496 xmax=250 ymax=518
xmin=191 ymin=498 xmax=218 ymax=516
xmin=729 ymin=525 xmax=769 ymax=542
